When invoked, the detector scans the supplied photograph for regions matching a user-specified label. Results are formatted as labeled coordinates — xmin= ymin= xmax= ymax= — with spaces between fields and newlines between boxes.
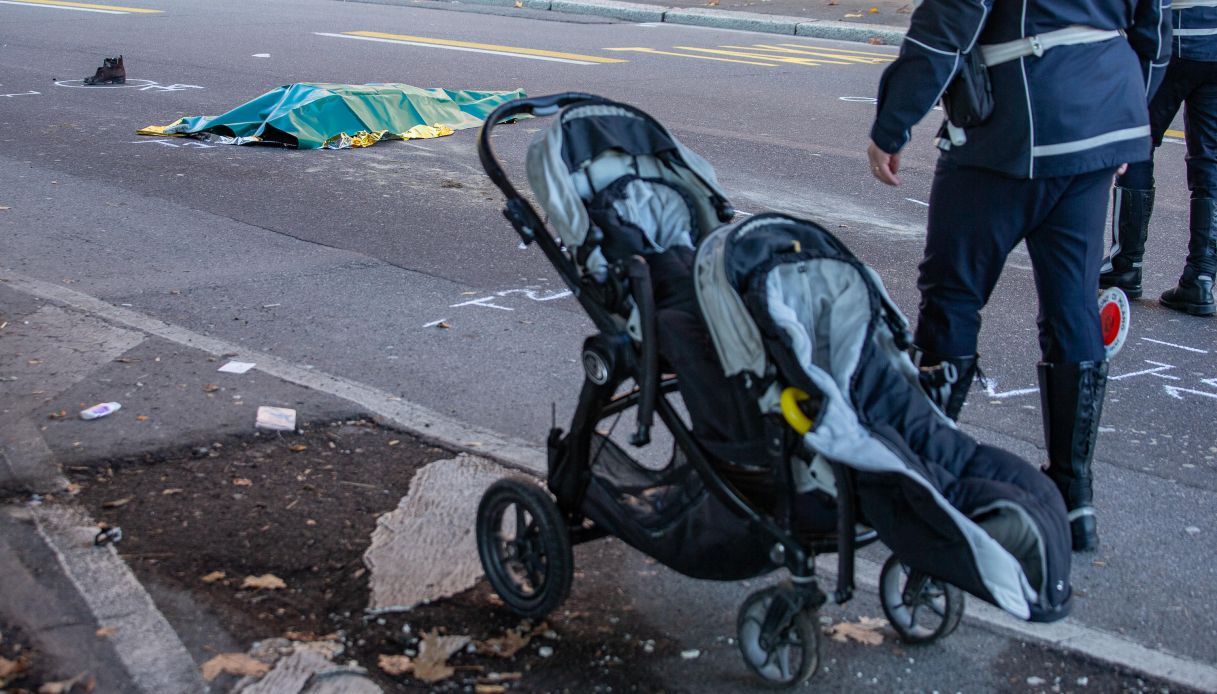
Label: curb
xmin=336 ymin=0 xmax=909 ymax=45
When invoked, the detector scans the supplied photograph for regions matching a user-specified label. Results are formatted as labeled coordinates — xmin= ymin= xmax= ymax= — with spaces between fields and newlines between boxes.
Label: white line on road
xmin=904 ymin=197 xmax=929 ymax=206
xmin=422 ymin=318 xmax=448 ymax=328
xmin=5 ymin=269 xmax=1216 ymax=692
xmin=1140 ymin=337 xmax=1209 ymax=354
xmin=313 ymin=32 xmax=599 ymax=65
xmin=1110 ymin=360 xmax=1180 ymax=381
xmin=0 ymin=0 xmax=125 ymax=12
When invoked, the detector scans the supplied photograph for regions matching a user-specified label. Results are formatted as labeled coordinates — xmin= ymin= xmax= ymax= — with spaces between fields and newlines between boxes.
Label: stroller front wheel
xmin=476 ymin=478 xmax=573 ymax=619
xmin=879 ymin=554 xmax=964 ymax=644
xmin=736 ymin=585 xmax=820 ymax=688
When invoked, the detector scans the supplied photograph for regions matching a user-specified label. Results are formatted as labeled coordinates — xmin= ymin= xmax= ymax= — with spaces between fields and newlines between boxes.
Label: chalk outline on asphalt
xmin=4 ymin=268 xmax=1216 ymax=693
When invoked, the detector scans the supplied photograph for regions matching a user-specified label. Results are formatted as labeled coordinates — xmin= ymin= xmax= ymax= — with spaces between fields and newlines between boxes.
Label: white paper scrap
xmin=255 ymin=406 xmax=296 ymax=431
xmin=218 ymin=361 xmax=256 ymax=374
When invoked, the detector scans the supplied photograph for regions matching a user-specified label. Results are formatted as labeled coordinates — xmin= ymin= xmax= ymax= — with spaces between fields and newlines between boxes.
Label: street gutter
xmin=333 ymin=0 xmax=909 ymax=45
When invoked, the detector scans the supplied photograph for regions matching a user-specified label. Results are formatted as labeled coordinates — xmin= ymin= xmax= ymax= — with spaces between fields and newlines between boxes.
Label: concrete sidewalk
xmin=347 ymin=0 xmax=912 ymax=44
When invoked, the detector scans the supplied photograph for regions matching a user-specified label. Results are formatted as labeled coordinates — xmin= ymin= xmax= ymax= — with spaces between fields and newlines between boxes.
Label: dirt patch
xmin=65 ymin=420 xmax=678 ymax=693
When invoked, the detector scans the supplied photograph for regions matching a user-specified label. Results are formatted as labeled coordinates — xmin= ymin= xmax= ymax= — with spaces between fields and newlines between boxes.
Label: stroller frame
xmin=475 ymin=93 xmax=961 ymax=687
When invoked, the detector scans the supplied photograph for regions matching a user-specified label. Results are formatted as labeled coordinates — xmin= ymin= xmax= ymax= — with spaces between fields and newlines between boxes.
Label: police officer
xmin=866 ymin=0 xmax=1169 ymax=551
xmin=1101 ymin=1 xmax=1217 ymax=317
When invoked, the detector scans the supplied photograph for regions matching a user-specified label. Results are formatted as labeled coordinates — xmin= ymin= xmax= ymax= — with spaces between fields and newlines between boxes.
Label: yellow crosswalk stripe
xmin=2 ymin=0 xmax=159 ymax=12
xmin=605 ymin=47 xmax=777 ymax=66
xmin=776 ymin=43 xmax=895 ymax=58
xmin=346 ymin=31 xmax=625 ymax=63
xmin=740 ymin=44 xmax=894 ymax=64
xmin=684 ymin=45 xmax=849 ymax=66
xmin=1165 ymin=129 xmax=1186 ymax=139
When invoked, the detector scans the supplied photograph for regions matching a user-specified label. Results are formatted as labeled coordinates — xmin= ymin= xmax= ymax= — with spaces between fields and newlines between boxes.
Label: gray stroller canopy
xmin=525 ymin=101 xmax=731 ymax=261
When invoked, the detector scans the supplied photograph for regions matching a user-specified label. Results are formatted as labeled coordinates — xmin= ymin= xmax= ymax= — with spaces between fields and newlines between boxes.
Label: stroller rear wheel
xmin=476 ymin=478 xmax=573 ymax=619
xmin=879 ymin=554 xmax=964 ymax=644
xmin=736 ymin=585 xmax=820 ymax=688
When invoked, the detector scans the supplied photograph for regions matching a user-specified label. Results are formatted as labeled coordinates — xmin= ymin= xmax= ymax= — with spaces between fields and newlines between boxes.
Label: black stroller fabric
xmin=696 ymin=214 xmax=1073 ymax=622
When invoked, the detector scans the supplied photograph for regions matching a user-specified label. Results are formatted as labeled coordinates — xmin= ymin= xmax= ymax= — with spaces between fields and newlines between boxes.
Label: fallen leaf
xmin=38 ymin=672 xmax=94 ymax=693
xmin=232 ymin=478 xmax=253 ymax=487
xmin=513 ymin=0 xmax=522 ymax=6
xmin=867 ymin=37 xmax=884 ymax=44
xmin=27 ymin=358 xmax=42 ymax=366
xmin=868 ymin=6 xmax=879 ymax=12
xmin=200 ymin=653 xmax=269 ymax=682
xmin=288 ymin=444 xmax=308 ymax=452
xmin=161 ymin=488 xmax=183 ymax=496
xmin=827 ymin=617 xmax=887 ymax=645
xmin=0 ymin=655 xmax=30 ymax=679
xmin=48 ymin=410 xmax=68 ymax=420
xmin=242 ymin=574 xmax=286 ymax=590
xmin=203 ymin=383 xmax=220 ymax=393
xmin=414 ymin=630 xmax=472 ymax=683
xmin=844 ymin=11 xmax=863 ymax=16
xmin=478 ymin=623 xmax=541 ymax=658
xmin=387 ymin=440 xmax=400 ymax=446
xmin=706 ymin=0 xmax=720 ymax=5
xmin=135 ymin=415 xmax=149 ymax=422
xmin=102 ymin=497 xmax=132 ymax=509
xmin=201 ymin=571 xmax=226 ymax=583
xmin=476 ymin=686 xmax=507 ymax=694
xmin=285 ymin=630 xmax=338 ymax=642
xmin=65 ymin=482 xmax=82 ymax=495
xmin=378 ymin=654 xmax=413 ymax=676
xmin=437 ymin=321 xmax=451 ymax=329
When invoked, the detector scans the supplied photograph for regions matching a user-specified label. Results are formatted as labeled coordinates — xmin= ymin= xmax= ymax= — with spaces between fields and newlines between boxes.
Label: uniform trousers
xmin=914 ymin=159 xmax=1115 ymax=364
xmin=1120 ymin=58 xmax=1217 ymax=198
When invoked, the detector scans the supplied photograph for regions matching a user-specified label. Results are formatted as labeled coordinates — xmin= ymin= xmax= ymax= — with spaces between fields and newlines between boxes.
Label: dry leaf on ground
xmin=288 ymin=444 xmax=308 ymax=452
xmin=201 ymin=571 xmax=226 ymax=583
xmin=95 ymin=627 xmax=116 ymax=638
xmin=477 ymin=623 xmax=544 ymax=658
xmin=413 ymin=630 xmax=472 ymax=683
xmin=242 ymin=574 xmax=286 ymax=590
xmin=200 ymin=653 xmax=270 ymax=682
xmin=161 ymin=488 xmax=183 ymax=496
xmin=475 ymin=686 xmax=507 ymax=694
xmin=37 ymin=672 xmax=94 ymax=693
xmin=378 ymin=654 xmax=414 ymax=676
xmin=867 ymin=37 xmax=884 ymax=44
xmin=203 ymin=384 xmax=220 ymax=393
xmin=0 ymin=654 xmax=31 ymax=680
xmin=101 ymin=497 xmax=131 ymax=509
xmin=827 ymin=617 xmax=887 ymax=645
xmin=232 ymin=478 xmax=253 ymax=487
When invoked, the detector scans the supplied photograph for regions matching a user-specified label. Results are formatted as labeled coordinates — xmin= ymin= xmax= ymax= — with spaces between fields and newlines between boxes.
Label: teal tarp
xmin=152 ymin=83 xmax=526 ymax=148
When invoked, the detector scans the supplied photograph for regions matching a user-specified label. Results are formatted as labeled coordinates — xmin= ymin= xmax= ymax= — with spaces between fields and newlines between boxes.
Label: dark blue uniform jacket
xmin=1171 ymin=0 xmax=1217 ymax=60
xmin=871 ymin=0 xmax=1172 ymax=178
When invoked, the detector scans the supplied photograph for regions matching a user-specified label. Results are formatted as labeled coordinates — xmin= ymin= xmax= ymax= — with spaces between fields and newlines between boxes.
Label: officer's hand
xmin=1117 ymin=163 xmax=1128 ymax=176
xmin=867 ymin=141 xmax=901 ymax=187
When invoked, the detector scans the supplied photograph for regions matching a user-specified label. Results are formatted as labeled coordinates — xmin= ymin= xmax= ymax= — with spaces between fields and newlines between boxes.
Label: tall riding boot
xmin=912 ymin=348 xmax=979 ymax=422
xmin=1099 ymin=186 xmax=1154 ymax=298
xmin=1160 ymin=197 xmax=1217 ymax=317
xmin=1038 ymin=361 xmax=1107 ymax=552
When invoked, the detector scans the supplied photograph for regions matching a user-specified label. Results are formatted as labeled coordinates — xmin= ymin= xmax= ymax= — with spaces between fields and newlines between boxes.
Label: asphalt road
xmin=1 ymin=0 xmax=1215 ymax=690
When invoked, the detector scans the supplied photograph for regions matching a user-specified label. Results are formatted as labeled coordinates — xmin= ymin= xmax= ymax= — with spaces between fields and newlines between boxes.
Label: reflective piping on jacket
xmin=1032 ymin=125 xmax=1150 ymax=157
xmin=1172 ymin=0 xmax=1217 ymax=9
xmin=1174 ymin=27 xmax=1217 ymax=35
xmin=1020 ymin=0 xmax=1035 ymax=177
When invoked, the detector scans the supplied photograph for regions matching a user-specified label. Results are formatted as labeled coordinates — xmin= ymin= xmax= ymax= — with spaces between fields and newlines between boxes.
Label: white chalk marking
xmin=905 ymin=197 xmax=929 ymax=207
xmin=1164 ymin=385 xmax=1217 ymax=401
xmin=251 ymin=53 xmax=270 ymax=58
xmin=982 ymin=380 xmax=1039 ymax=399
xmin=1140 ymin=337 xmax=1209 ymax=354
xmin=313 ymin=32 xmax=599 ymax=65
xmin=0 ymin=91 xmax=40 ymax=98
xmin=450 ymin=296 xmax=513 ymax=311
xmin=1111 ymin=360 xmax=1180 ymax=382
xmin=422 ymin=318 xmax=448 ymax=328
xmin=494 ymin=288 xmax=572 ymax=302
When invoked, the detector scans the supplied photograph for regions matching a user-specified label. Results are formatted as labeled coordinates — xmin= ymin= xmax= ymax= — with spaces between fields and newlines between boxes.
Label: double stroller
xmin=474 ymin=93 xmax=1073 ymax=687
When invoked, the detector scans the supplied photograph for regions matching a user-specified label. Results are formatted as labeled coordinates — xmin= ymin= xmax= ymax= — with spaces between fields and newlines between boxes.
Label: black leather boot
xmin=1160 ymin=197 xmax=1217 ymax=317
xmin=1099 ymin=186 xmax=1154 ymax=299
xmin=912 ymin=348 xmax=979 ymax=422
xmin=1038 ymin=361 xmax=1107 ymax=552
xmin=83 ymin=56 xmax=125 ymax=85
